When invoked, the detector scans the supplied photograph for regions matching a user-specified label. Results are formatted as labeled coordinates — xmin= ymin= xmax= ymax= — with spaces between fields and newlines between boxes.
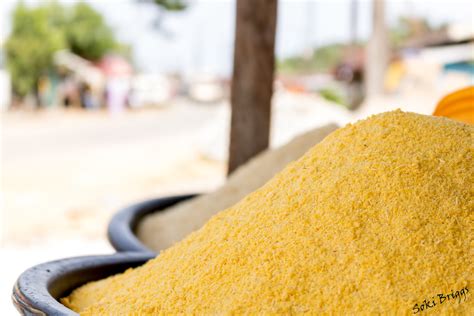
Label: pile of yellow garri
xmin=63 ymin=111 xmax=473 ymax=315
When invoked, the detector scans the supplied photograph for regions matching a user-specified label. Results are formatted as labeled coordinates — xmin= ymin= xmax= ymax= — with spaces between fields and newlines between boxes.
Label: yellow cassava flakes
xmin=63 ymin=110 xmax=473 ymax=315
xmin=137 ymin=123 xmax=338 ymax=251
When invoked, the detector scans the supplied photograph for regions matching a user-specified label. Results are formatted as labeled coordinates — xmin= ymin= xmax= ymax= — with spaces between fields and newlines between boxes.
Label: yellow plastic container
xmin=433 ymin=86 xmax=474 ymax=124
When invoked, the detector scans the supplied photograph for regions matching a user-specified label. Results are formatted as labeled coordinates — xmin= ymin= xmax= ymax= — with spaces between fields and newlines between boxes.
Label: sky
xmin=1 ymin=0 xmax=473 ymax=76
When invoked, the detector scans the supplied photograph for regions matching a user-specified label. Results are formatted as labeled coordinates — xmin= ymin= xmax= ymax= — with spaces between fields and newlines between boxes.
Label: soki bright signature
xmin=412 ymin=286 xmax=469 ymax=314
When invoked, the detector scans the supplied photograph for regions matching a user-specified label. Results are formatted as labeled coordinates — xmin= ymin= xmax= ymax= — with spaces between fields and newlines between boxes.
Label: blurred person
xmin=37 ymin=76 xmax=50 ymax=107
xmin=80 ymin=83 xmax=97 ymax=110
xmin=61 ymin=75 xmax=80 ymax=108
xmin=384 ymin=54 xmax=406 ymax=94
xmin=334 ymin=59 xmax=364 ymax=109
xmin=105 ymin=77 xmax=130 ymax=114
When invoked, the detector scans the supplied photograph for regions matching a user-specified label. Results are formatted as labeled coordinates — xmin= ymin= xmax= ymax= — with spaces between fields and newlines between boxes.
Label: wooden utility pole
xmin=228 ymin=0 xmax=277 ymax=175
xmin=365 ymin=0 xmax=388 ymax=97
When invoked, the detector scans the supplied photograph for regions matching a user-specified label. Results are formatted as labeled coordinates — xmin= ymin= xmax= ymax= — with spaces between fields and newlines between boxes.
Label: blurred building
xmin=186 ymin=73 xmax=228 ymax=103
xmin=396 ymin=23 xmax=474 ymax=93
xmin=129 ymin=74 xmax=178 ymax=108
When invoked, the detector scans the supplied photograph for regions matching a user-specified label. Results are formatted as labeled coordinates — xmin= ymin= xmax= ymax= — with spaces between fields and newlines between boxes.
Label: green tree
xmin=278 ymin=44 xmax=346 ymax=75
xmin=5 ymin=2 xmax=66 ymax=97
xmin=65 ymin=3 xmax=118 ymax=61
xmin=6 ymin=1 xmax=120 ymax=98
xmin=152 ymin=0 xmax=188 ymax=11
xmin=138 ymin=0 xmax=187 ymax=34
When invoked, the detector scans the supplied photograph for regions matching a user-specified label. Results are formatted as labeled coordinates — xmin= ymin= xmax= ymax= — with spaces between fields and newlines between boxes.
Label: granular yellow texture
xmin=62 ymin=110 xmax=473 ymax=315
xmin=138 ymin=124 xmax=338 ymax=251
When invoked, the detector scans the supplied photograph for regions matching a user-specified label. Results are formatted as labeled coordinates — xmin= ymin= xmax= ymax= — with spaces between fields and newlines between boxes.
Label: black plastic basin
xmin=12 ymin=252 xmax=154 ymax=315
xmin=107 ymin=194 xmax=198 ymax=253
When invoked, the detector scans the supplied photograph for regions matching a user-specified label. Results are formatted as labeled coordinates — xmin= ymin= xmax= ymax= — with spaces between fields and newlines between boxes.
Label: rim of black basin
xmin=12 ymin=252 xmax=154 ymax=316
xmin=107 ymin=194 xmax=198 ymax=254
